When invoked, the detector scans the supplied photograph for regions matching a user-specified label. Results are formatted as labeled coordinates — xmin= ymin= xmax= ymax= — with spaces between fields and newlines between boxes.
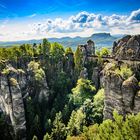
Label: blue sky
xmin=0 ymin=0 xmax=140 ymax=19
xmin=0 ymin=0 xmax=140 ymax=41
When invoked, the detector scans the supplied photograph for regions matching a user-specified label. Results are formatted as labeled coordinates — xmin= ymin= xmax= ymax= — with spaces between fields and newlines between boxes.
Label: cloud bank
xmin=0 ymin=9 xmax=140 ymax=41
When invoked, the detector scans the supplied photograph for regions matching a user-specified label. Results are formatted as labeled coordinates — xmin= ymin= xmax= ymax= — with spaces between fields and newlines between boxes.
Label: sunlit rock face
xmin=102 ymin=64 xmax=124 ymax=120
xmin=122 ymin=76 xmax=138 ymax=114
xmin=112 ymin=35 xmax=140 ymax=59
xmin=79 ymin=67 xmax=88 ymax=79
xmin=0 ymin=66 xmax=26 ymax=140
xmin=79 ymin=39 xmax=95 ymax=56
xmin=102 ymin=63 xmax=140 ymax=120
xmin=133 ymin=90 xmax=140 ymax=114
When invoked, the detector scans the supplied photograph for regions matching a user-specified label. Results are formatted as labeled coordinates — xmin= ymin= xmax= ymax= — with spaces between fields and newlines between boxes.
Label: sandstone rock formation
xmin=79 ymin=39 xmax=95 ymax=56
xmin=0 ymin=66 xmax=26 ymax=140
xmin=122 ymin=76 xmax=138 ymax=114
xmin=79 ymin=67 xmax=88 ymax=79
xmin=64 ymin=52 xmax=75 ymax=76
xmin=92 ymin=67 xmax=100 ymax=90
xmin=78 ymin=39 xmax=95 ymax=67
xmin=112 ymin=35 xmax=140 ymax=60
xmin=102 ymin=63 xmax=140 ymax=120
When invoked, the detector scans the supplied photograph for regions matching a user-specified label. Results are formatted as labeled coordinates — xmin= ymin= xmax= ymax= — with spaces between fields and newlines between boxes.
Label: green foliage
xmin=96 ymin=48 xmax=110 ymax=64
xmin=80 ymin=99 xmax=94 ymax=125
xmin=19 ymin=44 xmax=34 ymax=56
xmin=72 ymin=78 xmax=96 ymax=106
xmin=96 ymin=48 xmax=110 ymax=57
xmin=43 ymin=133 xmax=51 ymax=140
xmin=34 ymin=68 xmax=45 ymax=81
xmin=67 ymin=109 xmax=86 ymax=136
xmin=50 ymin=42 xmax=65 ymax=62
xmin=42 ymin=38 xmax=51 ymax=56
xmin=65 ymin=47 xmax=73 ymax=55
xmin=96 ymin=48 xmax=111 ymax=64
xmin=37 ymin=43 xmax=43 ymax=54
xmin=70 ymin=111 xmax=140 ymax=140
xmin=115 ymin=65 xmax=133 ymax=79
xmin=28 ymin=61 xmax=45 ymax=81
xmin=51 ymin=112 xmax=66 ymax=140
xmin=82 ymin=124 xmax=99 ymax=140
xmin=67 ymin=135 xmax=86 ymax=140
xmin=96 ymin=50 xmax=103 ymax=64
xmin=74 ymin=47 xmax=83 ymax=74
xmin=100 ymin=48 xmax=110 ymax=56
xmin=53 ymin=71 xmax=71 ymax=93
xmin=93 ymin=89 xmax=104 ymax=123
xmin=1 ymin=68 xmax=10 ymax=75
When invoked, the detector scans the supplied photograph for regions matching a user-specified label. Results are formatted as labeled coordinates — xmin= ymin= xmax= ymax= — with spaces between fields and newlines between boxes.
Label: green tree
xmin=93 ymin=88 xmax=104 ymax=123
xmin=65 ymin=47 xmax=73 ymax=55
xmin=42 ymin=38 xmax=51 ymax=56
xmin=74 ymin=46 xmax=83 ymax=74
xmin=71 ymin=112 xmax=140 ymax=140
xmin=50 ymin=42 xmax=65 ymax=63
xmin=67 ymin=109 xmax=86 ymax=136
xmin=72 ymin=78 xmax=96 ymax=107
xmin=51 ymin=112 xmax=66 ymax=140
xmin=100 ymin=48 xmax=110 ymax=57
xmin=80 ymin=99 xmax=94 ymax=125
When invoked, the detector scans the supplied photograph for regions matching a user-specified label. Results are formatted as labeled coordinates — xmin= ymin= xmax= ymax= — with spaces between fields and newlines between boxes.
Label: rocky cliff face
xmin=112 ymin=35 xmax=140 ymax=59
xmin=102 ymin=63 xmax=140 ymax=120
xmin=0 ymin=66 xmax=26 ymax=140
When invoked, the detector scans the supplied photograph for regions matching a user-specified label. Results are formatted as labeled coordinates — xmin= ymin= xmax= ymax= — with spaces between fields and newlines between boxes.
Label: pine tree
xmin=51 ymin=112 xmax=66 ymax=140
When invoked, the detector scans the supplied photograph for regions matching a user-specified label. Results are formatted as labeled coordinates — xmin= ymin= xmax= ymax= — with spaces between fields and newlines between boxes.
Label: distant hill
xmin=0 ymin=33 xmax=119 ymax=50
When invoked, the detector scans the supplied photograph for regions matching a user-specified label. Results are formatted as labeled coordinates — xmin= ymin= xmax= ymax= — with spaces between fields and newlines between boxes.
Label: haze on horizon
xmin=0 ymin=0 xmax=140 ymax=41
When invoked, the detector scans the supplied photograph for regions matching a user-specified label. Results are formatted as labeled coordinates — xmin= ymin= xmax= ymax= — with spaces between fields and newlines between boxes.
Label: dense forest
xmin=0 ymin=36 xmax=140 ymax=140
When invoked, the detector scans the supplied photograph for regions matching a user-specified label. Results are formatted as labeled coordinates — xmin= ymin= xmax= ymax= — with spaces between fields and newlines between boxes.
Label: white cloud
xmin=127 ymin=9 xmax=140 ymax=22
xmin=28 ymin=13 xmax=37 ymax=18
xmin=32 ymin=10 xmax=140 ymax=36
xmin=0 ymin=9 xmax=140 ymax=41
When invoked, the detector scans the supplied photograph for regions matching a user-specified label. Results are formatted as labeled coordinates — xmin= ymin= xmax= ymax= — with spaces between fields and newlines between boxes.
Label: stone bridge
xmin=87 ymin=55 xmax=140 ymax=65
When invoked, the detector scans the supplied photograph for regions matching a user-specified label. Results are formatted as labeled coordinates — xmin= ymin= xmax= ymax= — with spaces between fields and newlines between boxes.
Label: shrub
xmin=115 ymin=65 xmax=133 ymax=79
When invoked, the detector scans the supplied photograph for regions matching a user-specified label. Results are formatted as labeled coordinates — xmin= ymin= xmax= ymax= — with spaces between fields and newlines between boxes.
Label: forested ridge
xmin=0 ymin=36 xmax=140 ymax=140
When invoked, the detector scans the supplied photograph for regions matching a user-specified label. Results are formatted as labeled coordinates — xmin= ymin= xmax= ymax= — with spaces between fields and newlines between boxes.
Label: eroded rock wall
xmin=0 ymin=67 xmax=26 ymax=140
xmin=102 ymin=63 xmax=140 ymax=120
xmin=112 ymin=35 xmax=140 ymax=59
